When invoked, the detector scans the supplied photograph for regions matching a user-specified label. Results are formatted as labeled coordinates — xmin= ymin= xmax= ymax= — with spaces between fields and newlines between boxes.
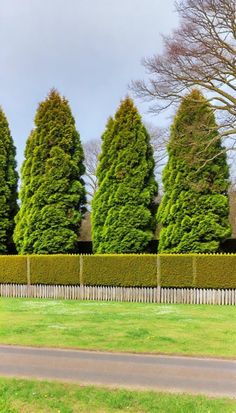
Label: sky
xmin=0 ymin=0 xmax=178 ymax=171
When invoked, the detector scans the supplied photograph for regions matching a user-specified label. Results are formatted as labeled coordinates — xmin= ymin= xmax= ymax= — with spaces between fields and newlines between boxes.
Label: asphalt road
xmin=0 ymin=345 xmax=235 ymax=397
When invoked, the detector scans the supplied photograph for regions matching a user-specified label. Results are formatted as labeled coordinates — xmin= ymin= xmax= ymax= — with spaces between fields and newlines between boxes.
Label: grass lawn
xmin=0 ymin=377 xmax=236 ymax=413
xmin=0 ymin=298 xmax=236 ymax=358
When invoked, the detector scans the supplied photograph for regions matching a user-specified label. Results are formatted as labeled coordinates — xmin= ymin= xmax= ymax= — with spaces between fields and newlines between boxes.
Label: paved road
xmin=0 ymin=345 xmax=235 ymax=397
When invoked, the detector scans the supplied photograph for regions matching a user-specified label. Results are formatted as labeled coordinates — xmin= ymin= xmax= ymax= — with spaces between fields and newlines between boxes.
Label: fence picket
xmin=0 ymin=284 xmax=235 ymax=305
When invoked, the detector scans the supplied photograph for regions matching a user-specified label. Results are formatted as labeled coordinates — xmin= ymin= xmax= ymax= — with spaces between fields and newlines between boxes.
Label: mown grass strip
xmin=0 ymin=377 xmax=236 ymax=413
xmin=0 ymin=298 xmax=236 ymax=358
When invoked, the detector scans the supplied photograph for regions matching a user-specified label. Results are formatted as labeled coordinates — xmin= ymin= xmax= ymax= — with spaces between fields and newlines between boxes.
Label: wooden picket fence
xmin=0 ymin=284 xmax=236 ymax=305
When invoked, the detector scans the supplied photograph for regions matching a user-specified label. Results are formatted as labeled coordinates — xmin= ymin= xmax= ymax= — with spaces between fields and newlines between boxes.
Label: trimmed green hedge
xmin=0 ymin=254 xmax=236 ymax=289
xmin=82 ymin=255 xmax=157 ymax=287
xmin=0 ymin=256 xmax=27 ymax=284
xmin=30 ymin=255 xmax=80 ymax=285
xmin=195 ymin=255 xmax=236 ymax=289
xmin=159 ymin=255 xmax=193 ymax=287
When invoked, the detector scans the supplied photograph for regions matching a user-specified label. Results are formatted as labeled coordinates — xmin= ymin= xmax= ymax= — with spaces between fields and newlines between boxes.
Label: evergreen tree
xmin=91 ymin=117 xmax=115 ymax=252
xmin=0 ymin=108 xmax=18 ymax=254
xmin=158 ymin=89 xmax=231 ymax=253
xmin=92 ymin=97 xmax=158 ymax=253
xmin=14 ymin=90 xmax=86 ymax=254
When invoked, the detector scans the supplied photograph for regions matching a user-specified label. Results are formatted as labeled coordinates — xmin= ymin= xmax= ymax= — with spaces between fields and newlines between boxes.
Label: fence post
xmin=79 ymin=255 xmax=83 ymax=285
xmin=26 ymin=256 xmax=31 ymax=286
xmin=192 ymin=254 xmax=197 ymax=287
xmin=157 ymin=254 xmax=161 ymax=303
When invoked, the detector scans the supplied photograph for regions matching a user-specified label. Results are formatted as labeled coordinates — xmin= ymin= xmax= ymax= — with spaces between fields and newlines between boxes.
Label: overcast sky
xmin=0 ymin=0 xmax=178 ymax=170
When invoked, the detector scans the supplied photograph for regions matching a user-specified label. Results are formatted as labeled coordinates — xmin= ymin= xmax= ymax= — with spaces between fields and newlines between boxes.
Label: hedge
xmin=82 ymin=254 xmax=157 ymax=287
xmin=0 ymin=256 xmax=27 ymax=284
xmin=30 ymin=255 xmax=80 ymax=285
xmin=194 ymin=255 xmax=236 ymax=289
xmin=0 ymin=254 xmax=236 ymax=289
xmin=158 ymin=255 xmax=193 ymax=287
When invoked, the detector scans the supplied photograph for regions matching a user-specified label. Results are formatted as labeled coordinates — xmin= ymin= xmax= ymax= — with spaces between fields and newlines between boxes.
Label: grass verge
xmin=0 ymin=298 xmax=236 ymax=357
xmin=0 ymin=377 xmax=236 ymax=413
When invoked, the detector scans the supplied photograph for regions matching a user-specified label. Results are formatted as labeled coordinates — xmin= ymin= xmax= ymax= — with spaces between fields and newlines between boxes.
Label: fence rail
xmin=1 ymin=284 xmax=236 ymax=305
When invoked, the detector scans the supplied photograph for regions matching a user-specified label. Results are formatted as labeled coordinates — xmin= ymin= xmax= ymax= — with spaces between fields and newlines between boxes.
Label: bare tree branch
xmin=144 ymin=122 xmax=168 ymax=176
xmin=131 ymin=0 xmax=236 ymax=140
xmin=83 ymin=139 xmax=101 ymax=206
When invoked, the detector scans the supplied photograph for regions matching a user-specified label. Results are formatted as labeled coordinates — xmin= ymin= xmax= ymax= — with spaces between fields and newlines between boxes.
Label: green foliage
xmin=0 ymin=108 xmax=18 ymax=254
xmin=14 ymin=90 xmax=86 ymax=254
xmin=159 ymin=254 xmax=236 ymax=289
xmin=195 ymin=255 xmax=236 ymax=289
xmin=30 ymin=255 xmax=80 ymax=285
xmin=159 ymin=255 xmax=193 ymax=287
xmin=82 ymin=254 xmax=157 ymax=287
xmin=92 ymin=97 xmax=158 ymax=253
xmin=158 ymin=89 xmax=231 ymax=253
xmin=0 ymin=256 xmax=27 ymax=284
xmin=0 ymin=253 xmax=236 ymax=289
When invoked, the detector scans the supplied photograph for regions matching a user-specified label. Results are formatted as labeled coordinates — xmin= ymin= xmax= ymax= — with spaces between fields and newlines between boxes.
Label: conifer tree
xmin=0 ymin=108 xmax=18 ymax=254
xmin=14 ymin=90 xmax=86 ymax=254
xmin=158 ymin=89 xmax=231 ymax=253
xmin=92 ymin=97 xmax=158 ymax=253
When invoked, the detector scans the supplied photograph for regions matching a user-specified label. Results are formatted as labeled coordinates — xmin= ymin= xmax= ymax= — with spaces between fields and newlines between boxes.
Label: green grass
xmin=0 ymin=377 xmax=236 ymax=413
xmin=0 ymin=298 xmax=236 ymax=357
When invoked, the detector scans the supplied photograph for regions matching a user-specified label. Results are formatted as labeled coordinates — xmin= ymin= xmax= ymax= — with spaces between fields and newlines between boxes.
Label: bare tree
xmin=144 ymin=122 xmax=168 ymax=180
xmin=83 ymin=138 xmax=101 ymax=205
xmin=79 ymin=211 xmax=92 ymax=241
xmin=132 ymin=0 xmax=236 ymax=140
xmin=228 ymin=179 xmax=236 ymax=237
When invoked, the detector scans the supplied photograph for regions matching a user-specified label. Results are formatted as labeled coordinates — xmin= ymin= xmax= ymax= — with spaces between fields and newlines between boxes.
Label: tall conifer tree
xmin=92 ymin=97 xmax=158 ymax=253
xmin=0 ymin=108 xmax=18 ymax=253
xmin=14 ymin=90 xmax=86 ymax=254
xmin=158 ymin=89 xmax=231 ymax=253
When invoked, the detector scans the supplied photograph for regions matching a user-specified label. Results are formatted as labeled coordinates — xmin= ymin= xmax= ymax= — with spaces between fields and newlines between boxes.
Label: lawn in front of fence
xmin=0 ymin=298 xmax=236 ymax=358
xmin=1 ymin=377 xmax=236 ymax=413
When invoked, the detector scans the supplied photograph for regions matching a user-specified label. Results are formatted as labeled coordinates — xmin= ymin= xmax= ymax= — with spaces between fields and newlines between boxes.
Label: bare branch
xmin=131 ymin=0 xmax=236 ymax=140
xmin=83 ymin=138 xmax=101 ymax=206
